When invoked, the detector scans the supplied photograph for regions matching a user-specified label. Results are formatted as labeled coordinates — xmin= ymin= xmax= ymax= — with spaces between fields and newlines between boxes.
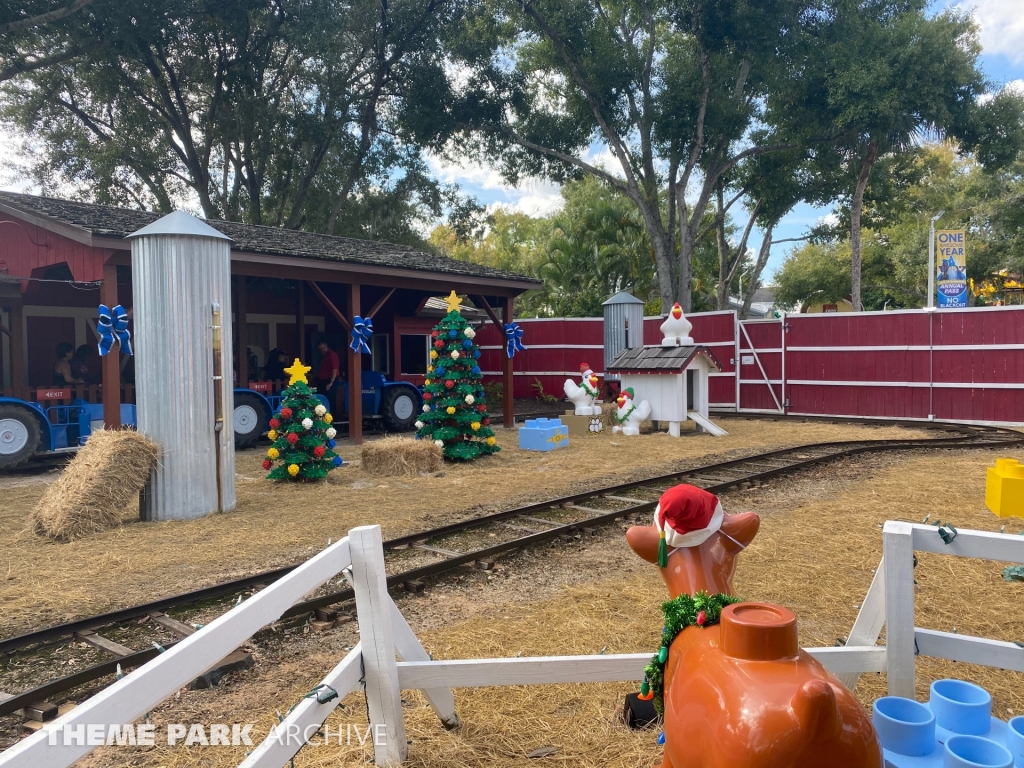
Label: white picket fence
xmin=1 ymin=522 xmax=1021 ymax=768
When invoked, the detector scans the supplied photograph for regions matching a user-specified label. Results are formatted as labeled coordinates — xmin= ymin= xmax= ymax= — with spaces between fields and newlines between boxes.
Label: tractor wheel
xmin=233 ymin=393 xmax=267 ymax=448
xmin=0 ymin=405 xmax=42 ymax=470
xmin=380 ymin=387 xmax=418 ymax=432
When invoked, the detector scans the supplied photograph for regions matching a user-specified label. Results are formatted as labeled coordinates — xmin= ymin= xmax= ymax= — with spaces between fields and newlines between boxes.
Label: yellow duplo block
xmin=985 ymin=458 xmax=1024 ymax=518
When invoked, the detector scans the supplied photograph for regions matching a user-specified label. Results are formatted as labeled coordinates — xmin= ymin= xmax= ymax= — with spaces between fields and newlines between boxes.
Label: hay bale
xmin=361 ymin=436 xmax=442 ymax=476
xmin=31 ymin=429 xmax=160 ymax=541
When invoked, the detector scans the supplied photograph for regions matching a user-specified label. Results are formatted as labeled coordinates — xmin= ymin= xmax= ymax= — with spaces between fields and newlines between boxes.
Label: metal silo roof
xmin=602 ymin=291 xmax=644 ymax=305
xmin=126 ymin=210 xmax=233 ymax=241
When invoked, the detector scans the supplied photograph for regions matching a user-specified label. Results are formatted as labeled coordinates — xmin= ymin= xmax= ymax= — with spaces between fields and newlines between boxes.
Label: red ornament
xmin=696 ymin=610 xmax=707 ymax=627
xmin=261 ymin=459 xmax=272 ymax=470
xmin=445 ymin=380 xmax=454 ymax=389
xmin=482 ymin=417 xmax=490 ymax=426
xmin=434 ymin=340 xmax=445 ymax=349
xmin=287 ymin=432 xmax=299 ymax=445
xmin=269 ymin=418 xmax=280 ymax=429
xmin=431 ymin=330 xmax=439 ymax=338
xmin=313 ymin=445 xmax=326 ymax=458
xmin=423 ymin=392 xmax=432 ymax=401
xmin=477 ymin=404 xmax=486 ymax=412
xmin=280 ymin=407 xmax=293 ymax=419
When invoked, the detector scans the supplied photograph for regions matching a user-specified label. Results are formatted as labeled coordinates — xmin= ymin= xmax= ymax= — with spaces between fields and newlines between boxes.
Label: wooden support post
xmin=8 ymin=300 xmax=25 ymax=396
xmin=883 ymin=522 xmax=916 ymax=697
xmin=350 ymin=525 xmax=408 ymax=765
xmin=100 ymin=262 xmax=121 ymax=429
xmin=367 ymin=287 xmax=396 ymax=320
xmin=348 ymin=283 xmax=363 ymax=445
xmin=307 ymin=281 xmax=352 ymax=331
xmin=501 ymin=296 xmax=515 ymax=428
xmin=237 ymin=276 xmax=249 ymax=387
xmin=297 ymin=281 xmax=306 ymax=362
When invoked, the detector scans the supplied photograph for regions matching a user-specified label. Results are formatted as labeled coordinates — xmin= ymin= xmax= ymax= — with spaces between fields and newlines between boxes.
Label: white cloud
xmin=955 ymin=0 xmax=1024 ymax=65
xmin=425 ymin=150 xmax=564 ymax=216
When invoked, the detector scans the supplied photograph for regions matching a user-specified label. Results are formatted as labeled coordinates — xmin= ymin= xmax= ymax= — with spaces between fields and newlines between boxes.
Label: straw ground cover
xmin=68 ymin=445 xmax=1024 ymax=768
xmin=0 ymin=418 xmax=928 ymax=636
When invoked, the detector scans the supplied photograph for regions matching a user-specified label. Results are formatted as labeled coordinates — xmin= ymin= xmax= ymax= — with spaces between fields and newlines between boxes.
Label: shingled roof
xmin=607 ymin=345 xmax=722 ymax=373
xmin=0 ymin=192 xmax=541 ymax=287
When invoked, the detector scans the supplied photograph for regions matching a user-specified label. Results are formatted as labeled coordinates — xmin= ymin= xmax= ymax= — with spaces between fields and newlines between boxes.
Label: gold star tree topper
xmin=284 ymin=358 xmax=312 ymax=386
xmin=444 ymin=290 xmax=463 ymax=314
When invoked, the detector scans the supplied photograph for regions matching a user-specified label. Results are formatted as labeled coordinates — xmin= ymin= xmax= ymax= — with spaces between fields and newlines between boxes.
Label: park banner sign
xmin=936 ymin=230 xmax=967 ymax=308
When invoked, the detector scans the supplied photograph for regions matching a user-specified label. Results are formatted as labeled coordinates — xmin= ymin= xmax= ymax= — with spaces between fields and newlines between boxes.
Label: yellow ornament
xmin=446 ymin=406 xmax=456 ymax=415
xmin=425 ymin=379 xmax=432 ymax=386
xmin=267 ymin=448 xmax=279 ymax=459
xmin=471 ymin=421 xmax=481 ymax=430
xmin=427 ymin=366 xmax=434 ymax=374
xmin=284 ymin=358 xmax=312 ymax=385
xmin=430 ymin=350 xmax=438 ymax=360
xmin=267 ymin=429 xmax=277 ymax=441
xmin=287 ymin=464 xmax=300 ymax=477
xmin=444 ymin=290 xmax=464 ymax=314
xmin=486 ymin=436 xmax=497 ymax=446
xmin=324 ymin=413 xmax=333 ymax=424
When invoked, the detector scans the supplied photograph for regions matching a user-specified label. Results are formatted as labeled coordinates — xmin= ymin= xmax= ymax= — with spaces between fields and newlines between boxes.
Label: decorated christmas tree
xmin=263 ymin=359 xmax=344 ymax=481
xmin=415 ymin=291 xmax=499 ymax=461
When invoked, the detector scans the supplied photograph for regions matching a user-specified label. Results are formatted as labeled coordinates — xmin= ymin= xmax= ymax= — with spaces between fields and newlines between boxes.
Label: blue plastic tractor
xmin=0 ymin=372 xmax=421 ymax=468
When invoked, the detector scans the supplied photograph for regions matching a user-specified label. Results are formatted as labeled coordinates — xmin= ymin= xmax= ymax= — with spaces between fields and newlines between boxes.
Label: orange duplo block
xmin=985 ymin=458 xmax=1024 ymax=518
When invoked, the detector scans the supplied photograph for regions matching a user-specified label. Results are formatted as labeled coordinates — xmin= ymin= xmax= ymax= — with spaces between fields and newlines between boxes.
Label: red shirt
xmin=318 ymin=349 xmax=340 ymax=381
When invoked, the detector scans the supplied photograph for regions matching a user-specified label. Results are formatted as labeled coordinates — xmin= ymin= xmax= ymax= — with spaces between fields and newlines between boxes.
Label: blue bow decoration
xmin=98 ymin=304 xmax=132 ymax=357
xmin=504 ymin=322 xmax=526 ymax=358
xmin=350 ymin=316 xmax=373 ymax=354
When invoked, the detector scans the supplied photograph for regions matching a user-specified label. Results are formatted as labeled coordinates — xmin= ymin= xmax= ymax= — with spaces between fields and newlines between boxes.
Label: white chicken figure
xmin=611 ymin=387 xmax=651 ymax=436
xmin=660 ymin=302 xmax=694 ymax=346
xmin=563 ymin=362 xmax=601 ymax=416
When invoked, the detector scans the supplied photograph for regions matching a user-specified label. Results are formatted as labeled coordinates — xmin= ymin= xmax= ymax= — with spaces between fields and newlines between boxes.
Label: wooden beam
xmin=470 ymin=294 xmax=503 ymax=330
xmin=306 ymin=281 xmax=352 ymax=332
xmin=367 ymin=287 xmax=396 ymax=320
xmin=501 ymin=296 xmax=515 ymax=428
xmin=74 ymin=630 xmax=134 ymax=658
xmin=236 ymin=276 xmax=249 ymax=387
xmin=100 ymin=261 xmax=121 ymax=429
xmin=348 ymin=283 xmax=363 ymax=445
xmin=9 ymin=300 xmax=25 ymax=394
xmin=297 ymin=281 xmax=306 ymax=362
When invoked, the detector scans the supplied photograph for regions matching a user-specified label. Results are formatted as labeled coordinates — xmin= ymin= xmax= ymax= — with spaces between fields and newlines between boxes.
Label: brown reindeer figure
xmin=626 ymin=484 xmax=881 ymax=768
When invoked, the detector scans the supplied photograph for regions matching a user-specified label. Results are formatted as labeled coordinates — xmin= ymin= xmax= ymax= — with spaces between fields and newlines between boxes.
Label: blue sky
xmin=3 ymin=0 xmax=1022 ymax=281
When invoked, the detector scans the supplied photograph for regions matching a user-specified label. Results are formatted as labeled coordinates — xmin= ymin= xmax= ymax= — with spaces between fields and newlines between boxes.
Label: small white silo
xmin=602 ymin=291 xmax=645 ymax=382
xmin=128 ymin=211 xmax=236 ymax=520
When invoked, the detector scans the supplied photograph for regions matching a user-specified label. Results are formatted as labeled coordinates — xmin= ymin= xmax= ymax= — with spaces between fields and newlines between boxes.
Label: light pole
xmin=927 ymin=210 xmax=945 ymax=309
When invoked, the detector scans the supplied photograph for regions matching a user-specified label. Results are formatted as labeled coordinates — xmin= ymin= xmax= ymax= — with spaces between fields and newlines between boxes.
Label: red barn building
xmin=0 ymin=192 xmax=538 ymax=443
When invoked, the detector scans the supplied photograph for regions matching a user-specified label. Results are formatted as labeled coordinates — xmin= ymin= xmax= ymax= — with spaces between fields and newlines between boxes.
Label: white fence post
xmin=388 ymin=597 xmax=460 ymax=729
xmin=835 ymin=557 xmax=886 ymax=691
xmin=350 ymin=525 xmax=407 ymax=766
xmin=883 ymin=522 xmax=916 ymax=697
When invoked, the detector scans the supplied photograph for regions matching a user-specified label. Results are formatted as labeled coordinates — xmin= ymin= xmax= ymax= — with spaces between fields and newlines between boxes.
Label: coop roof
xmin=0 ymin=191 xmax=540 ymax=290
xmin=606 ymin=345 xmax=722 ymax=374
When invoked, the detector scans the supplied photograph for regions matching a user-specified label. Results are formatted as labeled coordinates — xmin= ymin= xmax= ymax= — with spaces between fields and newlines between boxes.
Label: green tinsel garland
xmin=641 ymin=591 xmax=743 ymax=715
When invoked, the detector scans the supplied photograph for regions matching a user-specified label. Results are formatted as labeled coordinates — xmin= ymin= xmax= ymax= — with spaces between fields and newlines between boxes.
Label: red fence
xmin=478 ymin=306 xmax=1024 ymax=425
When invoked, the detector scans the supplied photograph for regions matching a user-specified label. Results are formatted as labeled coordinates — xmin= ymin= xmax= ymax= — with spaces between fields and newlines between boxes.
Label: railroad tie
xmin=74 ymin=629 xmax=134 ymax=658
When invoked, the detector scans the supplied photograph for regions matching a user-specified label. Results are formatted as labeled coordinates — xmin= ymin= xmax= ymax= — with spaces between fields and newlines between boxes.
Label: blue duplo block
xmin=875 ymin=679 xmax=1019 ymax=768
xmin=518 ymin=417 xmax=569 ymax=452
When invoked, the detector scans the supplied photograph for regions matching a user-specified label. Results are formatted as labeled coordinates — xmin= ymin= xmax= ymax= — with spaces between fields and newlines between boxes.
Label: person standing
xmin=316 ymin=340 xmax=342 ymax=402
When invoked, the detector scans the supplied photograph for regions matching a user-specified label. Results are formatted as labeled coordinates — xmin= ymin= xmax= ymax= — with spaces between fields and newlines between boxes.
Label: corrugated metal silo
xmin=603 ymin=291 xmax=645 ymax=381
xmin=128 ymin=211 xmax=236 ymax=520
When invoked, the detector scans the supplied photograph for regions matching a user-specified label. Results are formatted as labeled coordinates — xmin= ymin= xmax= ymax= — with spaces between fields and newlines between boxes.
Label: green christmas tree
xmin=415 ymin=291 xmax=500 ymax=461
xmin=263 ymin=359 xmax=344 ymax=481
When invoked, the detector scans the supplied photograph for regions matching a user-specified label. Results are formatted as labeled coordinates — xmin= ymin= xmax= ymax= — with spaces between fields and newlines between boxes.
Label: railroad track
xmin=1 ymin=417 xmax=1020 ymax=724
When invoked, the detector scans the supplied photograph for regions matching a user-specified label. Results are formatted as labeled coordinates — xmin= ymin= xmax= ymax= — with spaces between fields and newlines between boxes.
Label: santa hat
xmin=619 ymin=387 xmax=634 ymax=401
xmin=579 ymin=362 xmax=594 ymax=377
xmin=653 ymin=484 xmax=724 ymax=567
